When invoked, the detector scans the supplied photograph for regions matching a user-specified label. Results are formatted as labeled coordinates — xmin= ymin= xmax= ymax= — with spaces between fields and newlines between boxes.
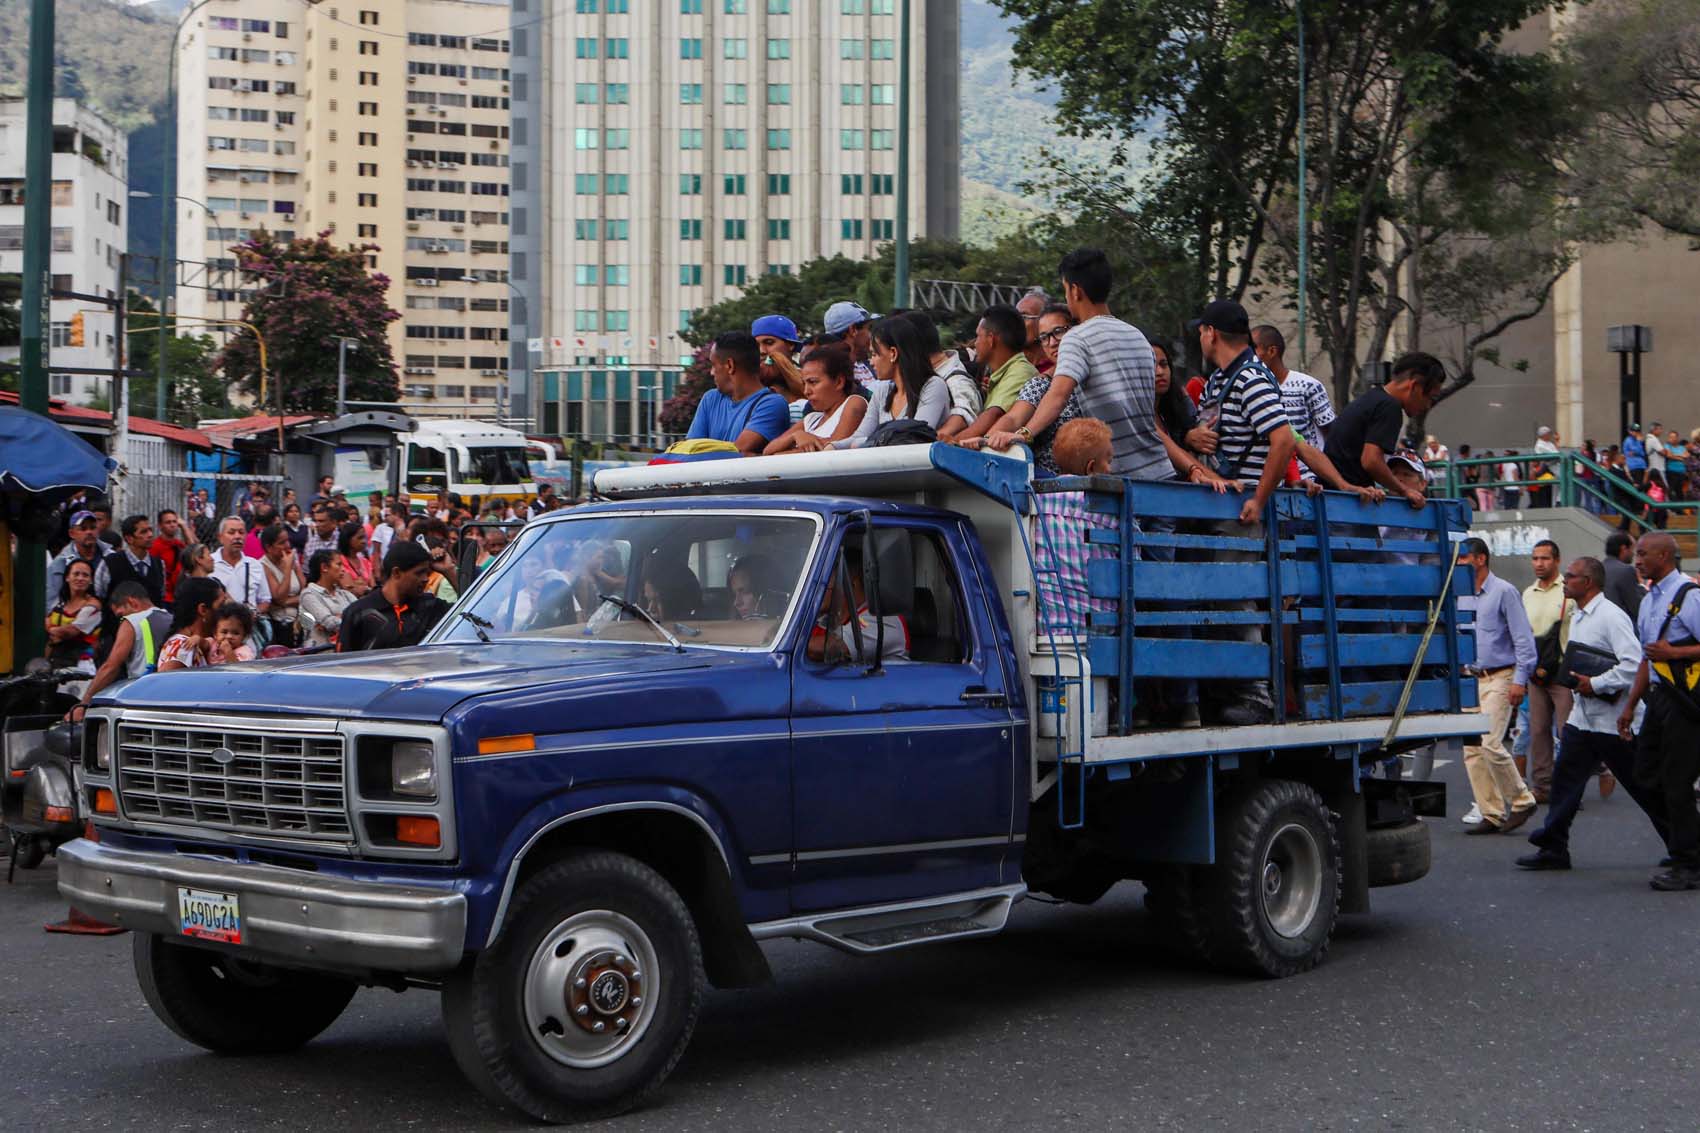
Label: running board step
xmin=748 ymin=884 xmax=1025 ymax=955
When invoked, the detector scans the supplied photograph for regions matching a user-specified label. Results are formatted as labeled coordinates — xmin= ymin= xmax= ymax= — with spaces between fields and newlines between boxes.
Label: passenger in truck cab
xmin=808 ymin=545 xmax=910 ymax=664
xmin=640 ymin=557 xmax=703 ymax=622
xmin=728 ymin=554 xmax=778 ymax=620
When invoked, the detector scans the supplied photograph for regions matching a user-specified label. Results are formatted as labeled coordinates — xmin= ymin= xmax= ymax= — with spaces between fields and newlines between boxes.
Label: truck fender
xmin=483 ymin=789 xmax=771 ymax=990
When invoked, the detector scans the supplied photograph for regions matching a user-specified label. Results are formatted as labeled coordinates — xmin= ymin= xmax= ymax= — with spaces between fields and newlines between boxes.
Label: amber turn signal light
xmin=93 ymin=789 xmax=117 ymax=816
xmin=395 ymin=815 xmax=441 ymax=847
xmin=477 ymin=733 xmax=536 ymax=756
xmin=44 ymin=805 xmax=74 ymax=824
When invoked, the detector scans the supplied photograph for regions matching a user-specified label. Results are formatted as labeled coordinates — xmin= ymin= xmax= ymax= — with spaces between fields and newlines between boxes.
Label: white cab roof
xmin=593 ymin=444 xmax=1033 ymax=504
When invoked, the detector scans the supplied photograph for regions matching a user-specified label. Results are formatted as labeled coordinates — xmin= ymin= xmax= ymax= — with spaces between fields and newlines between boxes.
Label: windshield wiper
xmin=597 ymin=593 xmax=686 ymax=653
xmin=456 ymin=609 xmax=494 ymax=644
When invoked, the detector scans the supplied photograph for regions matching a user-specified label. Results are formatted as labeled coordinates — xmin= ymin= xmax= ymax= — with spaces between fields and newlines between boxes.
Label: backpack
xmin=1651 ymin=582 xmax=1700 ymax=720
xmin=866 ymin=418 xmax=937 ymax=447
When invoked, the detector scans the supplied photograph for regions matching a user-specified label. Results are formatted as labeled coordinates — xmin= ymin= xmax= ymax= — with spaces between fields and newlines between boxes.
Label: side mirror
xmin=862 ymin=527 xmax=914 ymax=620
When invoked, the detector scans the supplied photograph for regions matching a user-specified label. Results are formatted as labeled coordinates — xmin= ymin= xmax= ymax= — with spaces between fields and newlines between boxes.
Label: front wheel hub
xmin=522 ymin=910 xmax=661 ymax=1068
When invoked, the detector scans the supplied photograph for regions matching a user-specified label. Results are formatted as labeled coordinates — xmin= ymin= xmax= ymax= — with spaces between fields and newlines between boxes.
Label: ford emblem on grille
xmin=209 ymin=747 xmax=237 ymax=766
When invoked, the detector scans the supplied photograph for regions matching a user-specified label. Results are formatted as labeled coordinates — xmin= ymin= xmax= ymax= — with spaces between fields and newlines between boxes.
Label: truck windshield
xmin=438 ymin=511 xmax=819 ymax=650
xmin=454 ymin=446 xmax=533 ymax=487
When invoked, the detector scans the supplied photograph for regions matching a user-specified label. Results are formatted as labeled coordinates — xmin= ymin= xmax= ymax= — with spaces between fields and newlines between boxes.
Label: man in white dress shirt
xmin=1518 ymin=556 xmax=1669 ymax=871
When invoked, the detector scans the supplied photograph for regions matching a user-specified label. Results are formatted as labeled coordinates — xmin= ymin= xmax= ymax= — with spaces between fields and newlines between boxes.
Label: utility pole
xmin=110 ymin=254 xmax=131 ymax=516
xmin=892 ymin=0 xmax=912 ymax=312
xmin=336 ymin=336 xmax=356 ymax=416
xmin=14 ymin=0 xmax=56 ymax=668
xmin=1295 ymin=0 xmax=1309 ymax=367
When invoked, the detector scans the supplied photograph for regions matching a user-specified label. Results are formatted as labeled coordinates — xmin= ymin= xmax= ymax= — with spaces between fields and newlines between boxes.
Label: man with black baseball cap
xmin=1192 ymin=298 xmax=1295 ymax=725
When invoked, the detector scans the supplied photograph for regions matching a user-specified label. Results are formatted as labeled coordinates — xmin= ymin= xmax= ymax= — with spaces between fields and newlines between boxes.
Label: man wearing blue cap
xmin=823 ymin=300 xmax=880 ymax=387
xmin=752 ymin=314 xmax=808 ymax=426
xmin=47 ymin=510 xmax=105 ymax=605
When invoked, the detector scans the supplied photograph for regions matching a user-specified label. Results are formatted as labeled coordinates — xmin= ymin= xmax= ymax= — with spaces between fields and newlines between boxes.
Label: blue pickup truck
xmin=62 ymin=445 xmax=1482 ymax=1122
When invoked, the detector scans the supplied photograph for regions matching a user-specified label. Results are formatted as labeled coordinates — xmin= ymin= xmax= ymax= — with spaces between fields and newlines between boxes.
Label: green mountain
xmin=0 ymin=0 xmax=173 ymax=133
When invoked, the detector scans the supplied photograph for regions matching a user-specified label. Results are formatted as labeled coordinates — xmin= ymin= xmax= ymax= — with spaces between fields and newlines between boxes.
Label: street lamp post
xmin=1606 ymin=324 xmax=1653 ymax=442
xmin=893 ymin=0 xmax=912 ymax=311
xmin=131 ymin=190 xmax=218 ymax=419
xmin=462 ymin=275 xmax=529 ymax=425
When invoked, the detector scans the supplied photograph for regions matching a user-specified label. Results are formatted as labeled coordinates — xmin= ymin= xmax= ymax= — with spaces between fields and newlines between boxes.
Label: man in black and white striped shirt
xmin=1190 ymin=299 xmax=1297 ymax=724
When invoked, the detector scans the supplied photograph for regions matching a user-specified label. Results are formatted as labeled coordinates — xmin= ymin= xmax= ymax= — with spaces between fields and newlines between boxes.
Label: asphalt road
xmin=4 ymin=757 xmax=1698 ymax=1131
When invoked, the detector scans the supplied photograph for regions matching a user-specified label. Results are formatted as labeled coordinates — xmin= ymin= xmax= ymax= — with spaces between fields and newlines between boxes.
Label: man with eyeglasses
xmin=1016 ymin=289 xmax=1053 ymax=374
xmin=1518 ymin=556 xmax=1668 ymax=872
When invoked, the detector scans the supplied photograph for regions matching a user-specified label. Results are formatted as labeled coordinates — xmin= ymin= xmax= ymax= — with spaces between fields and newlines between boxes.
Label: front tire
xmin=442 ymin=851 xmax=704 ymax=1123
xmin=133 ymin=933 xmax=357 ymax=1053
xmin=1200 ymin=780 xmax=1340 ymax=978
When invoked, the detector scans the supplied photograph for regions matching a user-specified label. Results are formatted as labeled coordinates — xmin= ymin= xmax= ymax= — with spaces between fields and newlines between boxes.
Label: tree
xmin=996 ymin=0 xmax=1592 ymax=402
xmin=216 ymin=230 xmax=401 ymax=414
xmin=124 ymin=292 xmax=231 ymax=424
xmin=1565 ymin=0 xmax=1700 ymax=243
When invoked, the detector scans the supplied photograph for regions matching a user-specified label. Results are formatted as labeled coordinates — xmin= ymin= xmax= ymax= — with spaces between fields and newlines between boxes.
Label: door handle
xmin=960 ymin=688 xmax=1008 ymax=707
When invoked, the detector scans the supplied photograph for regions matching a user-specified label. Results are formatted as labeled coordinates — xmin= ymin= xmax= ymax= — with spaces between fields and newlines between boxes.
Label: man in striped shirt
xmin=1187 ymin=300 xmax=1296 ymax=724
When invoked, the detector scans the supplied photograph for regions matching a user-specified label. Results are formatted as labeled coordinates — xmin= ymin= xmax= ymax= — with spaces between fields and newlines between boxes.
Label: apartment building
xmin=508 ymin=0 xmax=961 ymax=435
xmin=174 ymin=0 xmax=511 ymax=416
xmin=0 ymin=98 xmax=129 ymax=406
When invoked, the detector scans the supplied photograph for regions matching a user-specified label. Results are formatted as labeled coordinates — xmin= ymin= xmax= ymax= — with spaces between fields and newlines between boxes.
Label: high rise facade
xmin=508 ymin=0 xmax=961 ymax=433
xmin=174 ymin=0 xmax=512 ymax=416
xmin=0 ymin=99 xmax=129 ymax=406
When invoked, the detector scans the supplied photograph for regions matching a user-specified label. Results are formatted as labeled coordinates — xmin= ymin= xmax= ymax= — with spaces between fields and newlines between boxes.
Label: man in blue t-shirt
xmin=687 ymin=331 xmax=793 ymax=455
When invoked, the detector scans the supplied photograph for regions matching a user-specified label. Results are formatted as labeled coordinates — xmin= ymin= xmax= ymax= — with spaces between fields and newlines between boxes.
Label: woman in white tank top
xmin=762 ymin=347 xmax=868 ymax=454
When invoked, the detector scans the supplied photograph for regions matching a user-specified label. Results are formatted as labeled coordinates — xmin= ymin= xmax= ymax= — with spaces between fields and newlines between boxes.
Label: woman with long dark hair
xmin=337 ymin=522 xmax=374 ymax=597
xmin=836 ymin=315 xmax=950 ymax=446
xmin=764 ymin=346 xmax=870 ymax=454
xmin=158 ymin=576 xmax=227 ymax=671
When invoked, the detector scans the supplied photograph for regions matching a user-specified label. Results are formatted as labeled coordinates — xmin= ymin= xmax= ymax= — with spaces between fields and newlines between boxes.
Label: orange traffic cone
xmin=44 ymin=906 xmax=126 ymax=936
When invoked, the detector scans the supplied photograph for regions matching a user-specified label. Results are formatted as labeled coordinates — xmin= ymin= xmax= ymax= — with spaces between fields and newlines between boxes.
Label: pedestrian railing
xmin=1424 ymin=450 xmax=1699 ymax=546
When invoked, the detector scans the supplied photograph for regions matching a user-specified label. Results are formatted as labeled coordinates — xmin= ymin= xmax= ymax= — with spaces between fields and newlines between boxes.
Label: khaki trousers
xmin=1464 ymin=669 xmax=1537 ymax=823
xmin=1525 ymin=682 xmax=1574 ymax=795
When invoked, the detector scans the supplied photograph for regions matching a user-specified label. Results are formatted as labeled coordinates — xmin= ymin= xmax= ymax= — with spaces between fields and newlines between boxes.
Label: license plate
xmin=177 ymin=887 xmax=243 ymax=945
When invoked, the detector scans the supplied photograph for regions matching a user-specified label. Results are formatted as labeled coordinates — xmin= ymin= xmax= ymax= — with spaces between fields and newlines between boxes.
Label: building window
xmin=766 ymin=129 xmax=790 ymax=150
xmin=841 ymin=40 xmax=864 ymax=60
xmin=767 ymin=264 xmax=792 ymax=276
xmin=605 ymin=129 xmax=630 ymax=149
xmin=574 ymin=265 xmax=598 ymax=285
xmin=358 ymin=162 xmax=378 ymax=176
xmin=723 ymin=174 xmax=747 ymax=195
xmin=358 ymin=101 xmax=378 ymax=116
xmin=607 ymin=83 xmax=629 ymax=104
xmin=603 ymin=266 xmax=628 ymax=286
xmin=841 ymin=219 xmax=864 ymax=239
xmin=358 ymin=223 xmax=377 ymax=237
xmin=723 ymin=129 xmax=747 ymax=150
xmin=680 ymin=219 xmax=702 ymax=239
xmin=768 ymin=0 xmax=791 ymax=10
xmin=871 ymin=84 xmax=895 ymax=105
xmin=575 ymin=310 xmax=598 ymax=331
xmin=575 ymin=128 xmax=599 ymax=149
xmin=680 ymin=38 xmax=702 ymax=59
xmin=358 ymin=193 xmax=378 ymax=207
xmin=358 ymin=40 xmax=378 ymax=54
xmin=680 ymin=264 xmax=703 ymax=285
xmin=358 ymin=10 xmax=379 ymax=24
xmin=723 ymin=265 xmax=747 ymax=285
xmin=872 ymin=218 xmax=894 ymax=239
xmin=842 ymin=174 xmax=865 ymax=193
xmin=871 ymin=39 xmax=894 ymax=59
xmin=575 ymin=83 xmax=599 ymax=104
xmin=766 ymin=38 xmax=790 ymax=60
xmin=575 ymin=219 xmax=599 ymax=238
xmin=871 ymin=173 xmax=894 ymax=195
xmin=358 ymin=131 xmax=377 ymax=145
xmin=724 ymin=0 xmax=745 ymax=11
xmin=680 ymin=82 xmax=703 ymax=103
xmin=767 ymin=219 xmax=791 ymax=239
xmin=870 ymin=130 xmax=893 ymax=150
xmin=680 ymin=128 xmax=703 ymax=150
xmin=842 ymin=84 xmax=864 ymax=106
xmin=575 ymin=174 xmax=600 ymax=194
xmin=724 ymin=219 xmax=747 ymax=239
xmin=607 ymin=219 xmax=629 ymax=238
xmin=767 ymin=83 xmax=790 ymax=104
xmin=575 ymin=0 xmax=597 ymax=9
xmin=840 ymin=129 xmax=864 ymax=150
xmin=872 ymin=0 xmax=894 ymax=11
xmin=680 ymin=173 xmax=702 ymax=194
xmin=723 ymin=38 xmax=747 ymax=60
xmin=842 ymin=0 xmax=864 ymax=10
xmin=358 ymin=71 xmax=379 ymax=86
xmin=723 ymin=83 xmax=747 ymax=105
xmin=681 ymin=0 xmax=702 ymax=11
xmin=605 ymin=38 xmax=628 ymax=58
xmin=576 ymin=38 xmax=598 ymax=58
xmin=767 ymin=173 xmax=791 ymax=194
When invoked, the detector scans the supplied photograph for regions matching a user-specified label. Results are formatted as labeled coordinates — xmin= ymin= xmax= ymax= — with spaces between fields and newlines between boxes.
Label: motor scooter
xmin=1 ymin=665 xmax=87 ymax=877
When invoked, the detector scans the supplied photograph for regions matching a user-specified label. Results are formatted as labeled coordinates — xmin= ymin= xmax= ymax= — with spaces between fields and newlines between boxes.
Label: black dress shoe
xmin=1650 ymin=867 xmax=1700 ymax=891
xmin=1465 ymin=818 xmax=1504 ymax=836
xmin=1516 ymin=852 xmax=1572 ymax=871
xmin=1499 ymin=803 xmax=1538 ymax=833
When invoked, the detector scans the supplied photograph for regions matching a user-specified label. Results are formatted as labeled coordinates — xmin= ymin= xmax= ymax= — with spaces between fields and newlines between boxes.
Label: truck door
xmin=788 ymin=518 xmax=1016 ymax=913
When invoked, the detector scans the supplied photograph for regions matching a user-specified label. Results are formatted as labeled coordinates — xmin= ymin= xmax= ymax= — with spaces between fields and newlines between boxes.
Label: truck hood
xmin=99 ymin=642 xmax=725 ymax=723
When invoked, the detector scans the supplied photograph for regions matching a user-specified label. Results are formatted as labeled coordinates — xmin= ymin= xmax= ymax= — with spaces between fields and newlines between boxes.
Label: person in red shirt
xmin=149 ymin=508 xmax=188 ymax=603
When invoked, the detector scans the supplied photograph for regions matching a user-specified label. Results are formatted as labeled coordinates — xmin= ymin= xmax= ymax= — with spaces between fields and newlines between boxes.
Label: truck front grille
xmin=115 ymin=722 xmax=352 ymax=844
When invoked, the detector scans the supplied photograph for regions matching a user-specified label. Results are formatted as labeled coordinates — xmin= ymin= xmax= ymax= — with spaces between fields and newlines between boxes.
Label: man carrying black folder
xmin=1518 ymin=556 xmax=1671 ymax=871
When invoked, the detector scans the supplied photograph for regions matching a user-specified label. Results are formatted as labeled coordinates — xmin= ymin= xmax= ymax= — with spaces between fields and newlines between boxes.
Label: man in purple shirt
xmin=1458 ymin=537 xmax=1541 ymax=834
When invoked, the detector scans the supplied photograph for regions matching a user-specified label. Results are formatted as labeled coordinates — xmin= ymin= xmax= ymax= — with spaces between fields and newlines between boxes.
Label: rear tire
xmin=11 ymin=834 xmax=46 ymax=871
xmin=1366 ymin=819 xmax=1431 ymax=887
xmin=1142 ymin=866 xmax=1222 ymax=965
xmin=133 ymin=933 xmax=357 ymax=1053
xmin=441 ymin=851 xmax=704 ymax=1123
xmin=1200 ymin=780 xmax=1340 ymax=978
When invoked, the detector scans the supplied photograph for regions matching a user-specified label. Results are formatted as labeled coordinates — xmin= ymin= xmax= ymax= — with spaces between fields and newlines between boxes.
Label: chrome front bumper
xmin=57 ymin=839 xmax=467 ymax=973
